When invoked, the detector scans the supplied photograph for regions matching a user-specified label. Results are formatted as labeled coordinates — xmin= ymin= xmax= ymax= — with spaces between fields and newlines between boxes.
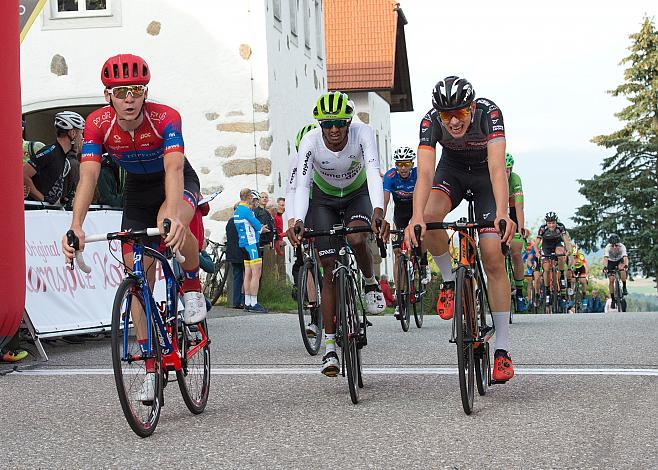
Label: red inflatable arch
xmin=0 ymin=0 xmax=26 ymax=351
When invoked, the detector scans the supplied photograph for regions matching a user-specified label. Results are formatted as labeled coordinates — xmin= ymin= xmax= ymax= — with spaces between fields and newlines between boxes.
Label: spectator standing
xmin=93 ymin=153 xmax=124 ymax=207
xmin=23 ymin=111 xmax=85 ymax=204
xmin=254 ymin=191 xmax=276 ymax=247
xmin=234 ymin=189 xmax=268 ymax=313
xmin=226 ymin=204 xmax=245 ymax=309
xmin=379 ymin=275 xmax=396 ymax=308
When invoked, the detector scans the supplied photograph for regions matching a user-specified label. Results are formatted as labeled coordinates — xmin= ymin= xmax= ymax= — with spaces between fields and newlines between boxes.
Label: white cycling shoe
xmin=138 ymin=373 xmax=156 ymax=404
xmin=306 ymin=323 xmax=320 ymax=338
xmin=183 ymin=291 xmax=207 ymax=324
xmin=364 ymin=287 xmax=386 ymax=315
xmin=321 ymin=351 xmax=340 ymax=377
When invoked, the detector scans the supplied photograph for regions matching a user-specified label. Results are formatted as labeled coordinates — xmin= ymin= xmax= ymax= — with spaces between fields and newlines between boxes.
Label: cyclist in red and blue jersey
xmin=383 ymin=146 xmax=429 ymax=319
xmin=61 ymin=54 xmax=205 ymax=402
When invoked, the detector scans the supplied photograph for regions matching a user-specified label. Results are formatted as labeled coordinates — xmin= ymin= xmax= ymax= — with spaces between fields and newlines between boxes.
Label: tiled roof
xmin=324 ymin=0 xmax=399 ymax=91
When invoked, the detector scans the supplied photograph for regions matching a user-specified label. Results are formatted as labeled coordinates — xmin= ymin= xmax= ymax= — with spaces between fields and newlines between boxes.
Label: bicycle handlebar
xmin=422 ymin=219 xmax=508 ymax=255
xmin=67 ymin=218 xmax=186 ymax=273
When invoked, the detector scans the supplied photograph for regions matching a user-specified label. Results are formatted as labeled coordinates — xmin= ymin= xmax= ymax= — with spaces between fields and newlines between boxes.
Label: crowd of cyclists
xmin=53 ymin=54 xmax=630 ymax=396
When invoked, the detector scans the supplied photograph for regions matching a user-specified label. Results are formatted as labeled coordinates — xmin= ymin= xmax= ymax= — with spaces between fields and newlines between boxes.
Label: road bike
xmin=391 ymin=227 xmax=426 ymax=332
xmin=420 ymin=193 xmax=507 ymax=415
xmin=67 ymin=220 xmax=210 ymax=437
xmin=300 ymin=223 xmax=386 ymax=404
xmin=610 ymin=268 xmax=627 ymax=312
xmin=296 ymin=237 xmax=323 ymax=355
xmin=540 ymin=252 xmax=567 ymax=314
xmin=202 ymin=239 xmax=227 ymax=305
xmin=504 ymin=252 xmax=516 ymax=324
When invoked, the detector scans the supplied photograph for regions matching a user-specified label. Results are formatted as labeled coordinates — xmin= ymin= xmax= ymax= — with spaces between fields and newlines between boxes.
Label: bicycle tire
xmin=454 ymin=267 xmax=475 ymax=414
xmin=412 ymin=259 xmax=424 ymax=328
xmin=474 ymin=276 xmax=489 ymax=396
xmin=338 ymin=270 xmax=360 ymax=404
xmin=551 ymin=269 xmax=560 ymax=314
xmin=396 ymin=254 xmax=411 ymax=332
xmin=210 ymin=258 xmax=228 ymax=305
xmin=506 ymin=257 xmax=515 ymax=324
xmin=111 ymin=278 xmax=163 ymax=437
xmin=297 ymin=261 xmax=322 ymax=356
xmin=177 ymin=319 xmax=211 ymax=414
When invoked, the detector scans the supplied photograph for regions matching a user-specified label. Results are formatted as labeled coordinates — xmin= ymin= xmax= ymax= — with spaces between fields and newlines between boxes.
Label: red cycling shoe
xmin=493 ymin=349 xmax=515 ymax=382
xmin=436 ymin=281 xmax=455 ymax=320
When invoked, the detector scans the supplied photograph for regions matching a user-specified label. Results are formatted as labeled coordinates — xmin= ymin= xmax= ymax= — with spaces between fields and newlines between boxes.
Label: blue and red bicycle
xmin=67 ymin=219 xmax=210 ymax=437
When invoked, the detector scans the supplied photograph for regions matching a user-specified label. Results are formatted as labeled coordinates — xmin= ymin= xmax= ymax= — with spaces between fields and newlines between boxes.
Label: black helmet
xmin=432 ymin=76 xmax=475 ymax=111
xmin=545 ymin=211 xmax=557 ymax=222
xmin=608 ymin=233 xmax=620 ymax=245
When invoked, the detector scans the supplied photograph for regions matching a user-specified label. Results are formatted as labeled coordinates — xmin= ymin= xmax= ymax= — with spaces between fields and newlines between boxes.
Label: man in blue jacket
xmin=234 ymin=189 xmax=268 ymax=313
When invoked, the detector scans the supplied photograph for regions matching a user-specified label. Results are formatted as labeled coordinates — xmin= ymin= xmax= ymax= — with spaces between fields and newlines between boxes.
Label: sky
xmin=391 ymin=1 xmax=657 ymax=231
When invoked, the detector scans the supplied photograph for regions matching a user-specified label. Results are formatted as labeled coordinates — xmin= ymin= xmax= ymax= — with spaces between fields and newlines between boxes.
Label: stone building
xmin=20 ymin=0 xmax=328 ymax=240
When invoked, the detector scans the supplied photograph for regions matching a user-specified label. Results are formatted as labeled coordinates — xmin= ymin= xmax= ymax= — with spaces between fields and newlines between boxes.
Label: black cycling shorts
xmin=431 ymin=158 xmax=497 ymax=237
xmin=607 ymin=259 xmax=623 ymax=274
xmin=573 ymin=266 xmax=586 ymax=277
xmin=541 ymin=243 xmax=564 ymax=256
xmin=309 ymin=182 xmax=372 ymax=258
xmin=122 ymin=158 xmax=200 ymax=248
xmin=392 ymin=203 xmax=412 ymax=249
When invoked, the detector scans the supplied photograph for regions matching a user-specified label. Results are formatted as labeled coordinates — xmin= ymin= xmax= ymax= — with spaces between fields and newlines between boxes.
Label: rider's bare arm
xmin=487 ymin=140 xmax=513 ymax=240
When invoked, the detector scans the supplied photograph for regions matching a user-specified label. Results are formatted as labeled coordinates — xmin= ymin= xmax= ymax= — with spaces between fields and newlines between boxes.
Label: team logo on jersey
xmin=490 ymin=110 xmax=500 ymax=119
xmin=421 ymin=119 xmax=431 ymax=128
xmin=113 ymin=135 xmax=121 ymax=142
xmin=140 ymin=132 xmax=152 ymax=139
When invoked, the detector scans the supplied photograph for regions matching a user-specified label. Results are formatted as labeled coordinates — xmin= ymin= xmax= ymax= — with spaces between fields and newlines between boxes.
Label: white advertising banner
xmin=24 ymin=210 xmax=169 ymax=336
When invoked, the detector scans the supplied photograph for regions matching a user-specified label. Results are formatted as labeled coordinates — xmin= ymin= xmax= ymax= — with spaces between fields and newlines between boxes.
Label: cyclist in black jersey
xmin=535 ymin=211 xmax=572 ymax=300
xmin=405 ymin=76 xmax=516 ymax=382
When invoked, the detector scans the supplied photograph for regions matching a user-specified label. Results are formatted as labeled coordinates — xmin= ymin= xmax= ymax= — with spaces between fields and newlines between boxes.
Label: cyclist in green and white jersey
xmin=506 ymin=153 xmax=528 ymax=308
xmin=287 ymin=91 xmax=389 ymax=377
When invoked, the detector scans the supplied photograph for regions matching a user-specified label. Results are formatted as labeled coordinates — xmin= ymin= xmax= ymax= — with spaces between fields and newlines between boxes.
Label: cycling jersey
xmin=81 ymin=102 xmax=184 ymax=174
xmin=508 ymin=172 xmax=523 ymax=208
xmin=604 ymin=243 xmax=627 ymax=262
xmin=27 ymin=142 xmax=71 ymax=204
xmin=537 ymin=223 xmax=568 ymax=254
xmin=573 ymin=252 xmax=587 ymax=268
xmin=293 ymin=122 xmax=384 ymax=222
xmin=234 ymin=202 xmax=262 ymax=248
xmin=285 ymin=149 xmax=301 ymax=221
xmin=523 ymin=246 xmax=539 ymax=276
xmin=383 ymin=167 xmax=417 ymax=205
xmin=418 ymin=97 xmax=505 ymax=165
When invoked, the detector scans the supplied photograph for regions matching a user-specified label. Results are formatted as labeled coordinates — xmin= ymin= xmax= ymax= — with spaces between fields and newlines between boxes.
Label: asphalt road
xmin=2 ymin=309 xmax=657 ymax=469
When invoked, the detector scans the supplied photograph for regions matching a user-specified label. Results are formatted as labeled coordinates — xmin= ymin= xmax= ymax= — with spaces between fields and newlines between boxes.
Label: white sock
xmin=324 ymin=333 xmax=336 ymax=354
xmin=492 ymin=311 xmax=510 ymax=352
xmin=433 ymin=252 xmax=455 ymax=282
xmin=252 ymin=294 xmax=258 ymax=305
xmin=247 ymin=295 xmax=254 ymax=306
xmin=364 ymin=276 xmax=377 ymax=286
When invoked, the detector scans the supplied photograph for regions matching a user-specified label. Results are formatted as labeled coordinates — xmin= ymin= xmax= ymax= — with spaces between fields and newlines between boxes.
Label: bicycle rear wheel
xmin=209 ymin=258 xmax=228 ymax=305
xmin=338 ymin=271 xmax=360 ymax=404
xmin=177 ymin=319 xmax=211 ymax=414
xmin=454 ymin=268 xmax=475 ymax=414
xmin=474 ymin=274 xmax=490 ymax=396
xmin=111 ymin=278 xmax=163 ymax=438
xmin=396 ymin=254 xmax=411 ymax=332
xmin=297 ymin=261 xmax=323 ymax=355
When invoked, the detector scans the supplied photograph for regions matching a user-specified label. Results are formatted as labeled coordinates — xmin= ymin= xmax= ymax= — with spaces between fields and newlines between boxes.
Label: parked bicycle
xmin=202 ymin=239 xmax=227 ymax=305
xmin=299 ymin=222 xmax=386 ymax=404
xmin=67 ymin=219 xmax=211 ymax=437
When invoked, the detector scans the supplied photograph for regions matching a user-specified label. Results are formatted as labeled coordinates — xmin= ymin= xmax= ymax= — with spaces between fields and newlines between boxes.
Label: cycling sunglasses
xmin=319 ymin=119 xmax=350 ymax=129
xmin=438 ymin=107 xmax=471 ymax=123
xmin=395 ymin=161 xmax=413 ymax=168
xmin=107 ymin=85 xmax=147 ymax=99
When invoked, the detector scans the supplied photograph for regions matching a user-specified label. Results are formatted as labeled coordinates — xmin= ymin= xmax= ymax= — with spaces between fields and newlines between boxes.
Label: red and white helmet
xmin=101 ymin=54 xmax=151 ymax=87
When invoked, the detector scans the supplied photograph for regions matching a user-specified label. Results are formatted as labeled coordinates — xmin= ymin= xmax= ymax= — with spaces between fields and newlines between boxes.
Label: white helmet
xmin=54 ymin=111 xmax=85 ymax=131
xmin=393 ymin=146 xmax=416 ymax=162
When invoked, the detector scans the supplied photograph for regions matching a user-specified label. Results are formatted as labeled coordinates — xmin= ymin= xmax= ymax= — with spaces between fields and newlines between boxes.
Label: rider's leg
xmin=510 ymin=237 xmax=524 ymax=285
xmin=249 ymin=258 xmax=263 ymax=306
xmin=243 ymin=262 xmax=253 ymax=305
xmin=393 ymin=248 xmax=401 ymax=294
xmin=346 ymin=219 xmax=373 ymax=279
xmin=555 ymin=246 xmax=567 ymax=287
xmin=423 ymin=191 xmax=452 ymax=280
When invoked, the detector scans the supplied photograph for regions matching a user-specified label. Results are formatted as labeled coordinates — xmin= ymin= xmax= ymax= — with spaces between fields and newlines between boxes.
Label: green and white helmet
xmin=505 ymin=152 xmax=514 ymax=168
xmin=313 ymin=91 xmax=354 ymax=120
xmin=294 ymin=123 xmax=317 ymax=151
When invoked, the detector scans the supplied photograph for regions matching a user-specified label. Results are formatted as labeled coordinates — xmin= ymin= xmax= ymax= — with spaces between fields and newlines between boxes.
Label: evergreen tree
xmin=571 ymin=17 xmax=658 ymax=290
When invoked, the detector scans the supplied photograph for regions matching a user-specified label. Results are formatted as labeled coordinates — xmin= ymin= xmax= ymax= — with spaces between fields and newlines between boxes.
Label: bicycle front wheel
xmin=453 ymin=268 xmax=475 ymax=415
xmin=412 ymin=259 xmax=424 ymax=329
xmin=297 ymin=261 xmax=323 ymax=355
xmin=474 ymin=274 xmax=490 ymax=397
xmin=337 ymin=271 xmax=360 ymax=404
xmin=396 ymin=254 xmax=411 ymax=332
xmin=177 ymin=319 xmax=211 ymax=414
xmin=111 ymin=278 xmax=163 ymax=438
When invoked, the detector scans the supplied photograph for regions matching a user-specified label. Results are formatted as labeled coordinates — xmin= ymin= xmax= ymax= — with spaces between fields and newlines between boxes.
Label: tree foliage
xmin=571 ymin=17 xmax=658 ymax=288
